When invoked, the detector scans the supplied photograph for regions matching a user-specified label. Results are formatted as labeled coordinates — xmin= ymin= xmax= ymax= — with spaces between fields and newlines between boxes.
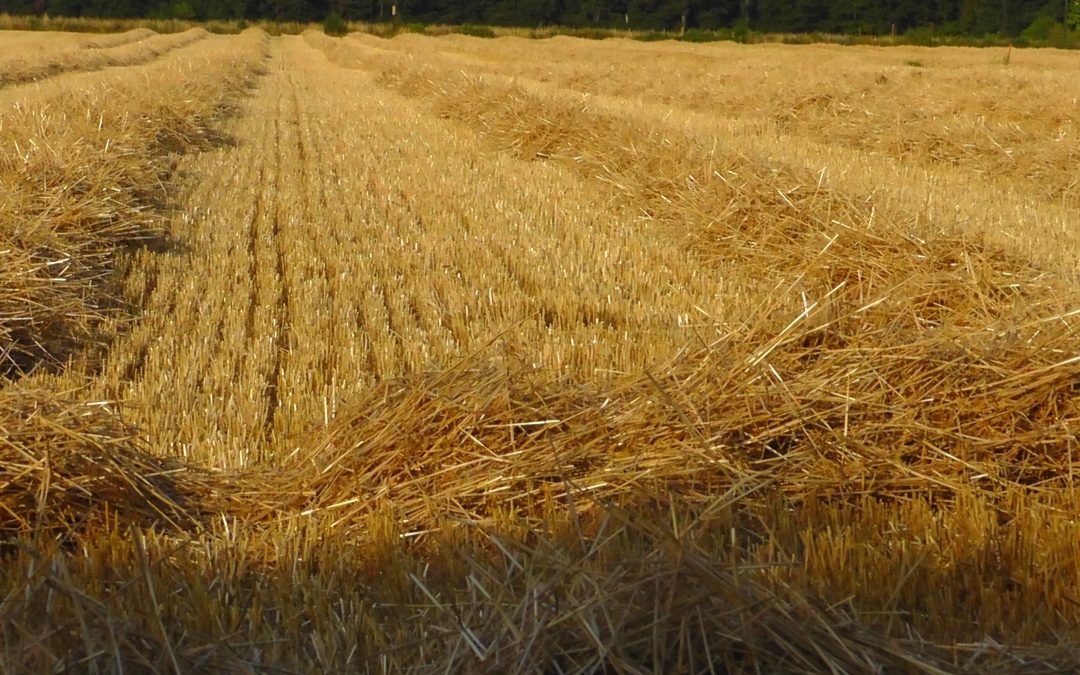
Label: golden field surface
xmin=3 ymin=27 xmax=1080 ymax=672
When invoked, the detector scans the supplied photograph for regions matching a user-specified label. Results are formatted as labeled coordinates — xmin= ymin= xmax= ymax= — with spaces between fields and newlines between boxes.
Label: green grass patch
xmin=457 ymin=23 xmax=496 ymax=38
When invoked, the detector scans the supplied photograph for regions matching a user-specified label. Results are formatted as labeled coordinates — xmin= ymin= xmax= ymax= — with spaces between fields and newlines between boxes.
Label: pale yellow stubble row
xmin=93 ymin=36 xmax=740 ymax=468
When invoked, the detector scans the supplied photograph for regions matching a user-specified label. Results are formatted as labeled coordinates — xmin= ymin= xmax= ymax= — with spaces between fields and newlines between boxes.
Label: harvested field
xmin=3 ymin=28 xmax=1080 ymax=673
xmin=0 ymin=27 xmax=206 ymax=87
xmin=350 ymin=33 xmax=1080 ymax=211
xmin=0 ymin=27 xmax=153 ymax=49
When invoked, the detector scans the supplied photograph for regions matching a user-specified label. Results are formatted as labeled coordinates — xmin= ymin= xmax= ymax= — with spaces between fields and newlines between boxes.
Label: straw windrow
xmin=0 ymin=29 xmax=267 ymax=379
xmin=0 ymin=27 xmax=209 ymax=88
xmin=288 ymin=31 xmax=1080 ymax=650
xmin=350 ymin=32 xmax=1080 ymax=208
xmin=0 ymin=30 xmax=268 ymax=540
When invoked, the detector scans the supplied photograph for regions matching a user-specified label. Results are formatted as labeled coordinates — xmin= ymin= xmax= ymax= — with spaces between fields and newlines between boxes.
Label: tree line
xmin=1 ymin=0 xmax=1078 ymax=38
